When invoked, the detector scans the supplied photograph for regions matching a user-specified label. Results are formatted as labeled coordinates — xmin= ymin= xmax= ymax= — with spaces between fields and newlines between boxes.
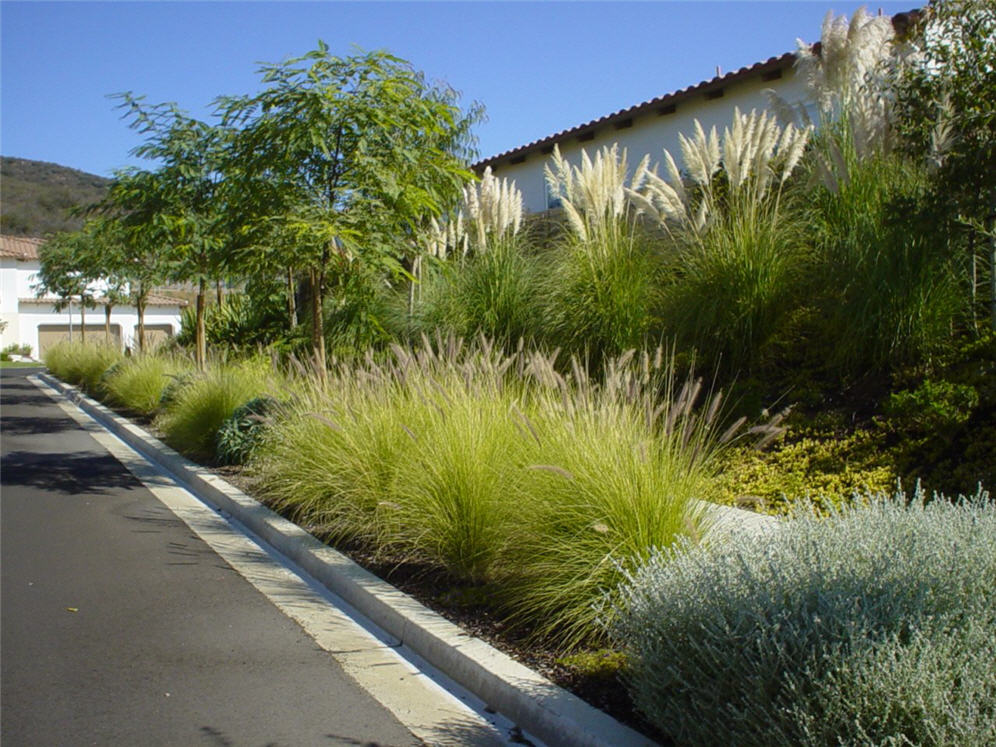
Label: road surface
xmin=1 ymin=367 xmax=466 ymax=746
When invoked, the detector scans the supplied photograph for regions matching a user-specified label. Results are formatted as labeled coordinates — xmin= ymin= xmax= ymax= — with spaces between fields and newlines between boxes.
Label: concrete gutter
xmin=38 ymin=373 xmax=657 ymax=747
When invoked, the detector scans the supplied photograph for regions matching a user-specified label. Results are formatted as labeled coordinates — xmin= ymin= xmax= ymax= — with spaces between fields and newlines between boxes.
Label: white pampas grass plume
xmin=543 ymin=143 xmax=633 ymax=241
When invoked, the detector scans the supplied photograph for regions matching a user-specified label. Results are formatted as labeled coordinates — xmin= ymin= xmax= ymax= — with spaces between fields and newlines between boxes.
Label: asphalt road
xmin=1 ymin=367 xmax=420 ymax=747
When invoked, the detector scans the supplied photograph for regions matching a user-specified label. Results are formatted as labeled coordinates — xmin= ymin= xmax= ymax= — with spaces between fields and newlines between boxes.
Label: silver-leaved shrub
xmin=612 ymin=486 xmax=996 ymax=746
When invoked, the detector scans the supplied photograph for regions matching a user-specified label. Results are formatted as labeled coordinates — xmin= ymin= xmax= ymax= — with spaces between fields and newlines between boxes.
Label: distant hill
xmin=1 ymin=156 xmax=111 ymax=237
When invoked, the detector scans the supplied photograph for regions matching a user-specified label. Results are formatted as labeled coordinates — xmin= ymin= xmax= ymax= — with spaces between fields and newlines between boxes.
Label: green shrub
xmin=102 ymin=355 xmax=191 ymax=416
xmin=717 ymin=427 xmax=897 ymax=514
xmin=2 ymin=342 xmax=31 ymax=357
xmin=43 ymin=341 xmax=124 ymax=394
xmin=886 ymin=378 xmax=980 ymax=432
xmin=215 ymin=395 xmax=279 ymax=465
xmin=613 ymin=488 xmax=996 ymax=745
xmin=158 ymin=371 xmax=196 ymax=410
xmin=156 ymin=358 xmax=272 ymax=461
xmin=177 ymin=292 xmax=290 ymax=352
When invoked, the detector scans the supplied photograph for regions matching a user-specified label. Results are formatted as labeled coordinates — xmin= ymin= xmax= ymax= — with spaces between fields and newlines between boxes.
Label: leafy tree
xmin=82 ymin=217 xmax=138 ymax=345
xmin=891 ymin=0 xmax=996 ymax=327
xmin=220 ymin=43 xmax=479 ymax=370
xmin=94 ymin=177 xmax=170 ymax=352
xmin=113 ymin=95 xmax=233 ymax=368
xmin=35 ymin=230 xmax=100 ymax=341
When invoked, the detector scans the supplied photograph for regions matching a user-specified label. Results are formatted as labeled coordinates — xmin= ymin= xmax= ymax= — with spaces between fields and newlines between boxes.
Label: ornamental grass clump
xmin=156 ymin=357 xmax=273 ymax=461
xmin=629 ymin=109 xmax=811 ymax=374
xmin=613 ymin=487 xmax=996 ymax=746
xmin=499 ymin=348 xmax=736 ymax=647
xmin=254 ymin=336 xmax=742 ymax=646
xmin=543 ymin=144 xmax=665 ymax=362
xmin=43 ymin=341 xmax=124 ymax=394
xmin=101 ymin=353 xmax=191 ymax=416
xmin=413 ymin=168 xmax=541 ymax=345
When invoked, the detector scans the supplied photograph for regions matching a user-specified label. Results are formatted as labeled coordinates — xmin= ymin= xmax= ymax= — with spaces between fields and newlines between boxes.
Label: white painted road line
xmin=32 ymin=374 xmax=530 ymax=747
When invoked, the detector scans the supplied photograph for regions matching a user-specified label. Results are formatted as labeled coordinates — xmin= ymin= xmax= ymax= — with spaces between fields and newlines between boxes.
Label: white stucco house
xmin=474 ymin=10 xmax=917 ymax=213
xmin=0 ymin=235 xmax=186 ymax=358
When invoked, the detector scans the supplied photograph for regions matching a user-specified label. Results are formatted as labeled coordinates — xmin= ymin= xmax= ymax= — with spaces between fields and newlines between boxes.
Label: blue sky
xmin=2 ymin=1 xmax=912 ymax=178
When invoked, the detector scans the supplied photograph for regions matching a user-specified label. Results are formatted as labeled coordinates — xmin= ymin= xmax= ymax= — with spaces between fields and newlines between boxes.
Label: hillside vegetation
xmin=1 ymin=156 xmax=110 ymax=237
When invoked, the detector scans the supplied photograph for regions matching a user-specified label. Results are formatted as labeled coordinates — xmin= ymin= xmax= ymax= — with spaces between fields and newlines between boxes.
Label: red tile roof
xmin=20 ymin=293 xmax=188 ymax=307
xmin=0 ymin=235 xmax=44 ymax=260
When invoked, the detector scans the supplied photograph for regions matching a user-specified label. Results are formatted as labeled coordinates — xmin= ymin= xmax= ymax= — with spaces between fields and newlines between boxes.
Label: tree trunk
xmin=408 ymin=255 xmax=420 ymax=318
xmin=137 ymin=282 xmax=147 ymax=353
xmin=196 ymin=277 xmax=207 ymax=371
xmin=216 ymin=279 xmax=224 ymax=307
xmin=990 ymin=228 xmax=996 ymax=331
xmin=105 ymin=303 xmax=112 ymax=345
xmin=287 ymin=267 xmax=297 ymax=328
xmin=80 ymin=301 xmax=86 ymax=343
xmin=309 ymin=267 xmax=326 ymax=378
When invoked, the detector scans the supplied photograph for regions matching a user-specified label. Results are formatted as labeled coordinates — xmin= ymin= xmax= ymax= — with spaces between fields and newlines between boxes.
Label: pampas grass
xmin=629 ymin=109 xmax=811 ymax=373
xmin=543 ymin=144 xmax=665 ymax=361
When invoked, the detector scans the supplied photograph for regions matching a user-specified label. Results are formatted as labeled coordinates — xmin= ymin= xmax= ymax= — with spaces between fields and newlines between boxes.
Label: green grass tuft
xmin=43 ymin=341 xmax=124 ymax=394
xmin=156 ymin=358 xmax=272 ymax=461
xmin=101 ymin=354 xmax=191 ymax=416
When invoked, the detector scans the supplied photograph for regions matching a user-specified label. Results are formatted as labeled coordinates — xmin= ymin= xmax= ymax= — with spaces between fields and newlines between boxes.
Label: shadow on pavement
xmin=1 ymin=450 xmax=144 ymax=495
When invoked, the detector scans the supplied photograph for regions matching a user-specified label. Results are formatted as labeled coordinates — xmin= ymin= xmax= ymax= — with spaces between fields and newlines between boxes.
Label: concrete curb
xmin=37 ymin=373 xmax=656 ymax=747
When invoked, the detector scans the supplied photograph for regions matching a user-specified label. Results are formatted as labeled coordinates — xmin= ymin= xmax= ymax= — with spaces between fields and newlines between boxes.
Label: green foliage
xmin=546 ymin=224 xmax=663 ymax=363
xmin=43 ymin=341 xmax=124 ymax=394
xmin=662 ymin=202 xmax=806 ymax=375
xmin=806 ymin=146 xmax=963 ymax=374
xmin=0 ymin=157 xmax=110 ymax=237
xmin=2 ymin=342 xmax=32 ymax=357
xmin=177 ymin=293 xmax=289 ymax=353
xmin=886 ymin=379 xmax=979 ymax=432
xmin=156 ymin=358 xmax=271 ymax=461
xmin=157 ymin=371 xmax=195 ymax=410
xmin=111 ymin=95 xmax=234 ymax=369
xmin=35 ymin=230 xmax=100 ymax=315
xmin=215 ymin=395 xmax=279 ymax=465
xmin=717 ymin=427 xmax=897 ymax=514
xmin=614 ymin=489 xmax=996 ymax=745
xmin=102 ymin=354 xmax=191 ymax=416
xmin=220 ymin=43 xmax=481 ymax=368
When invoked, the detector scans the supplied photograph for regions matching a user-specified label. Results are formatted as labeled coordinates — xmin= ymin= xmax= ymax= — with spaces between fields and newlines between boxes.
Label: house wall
xmin=488 ymin=67 xmax=811 ymax=214
xmin=1 ymin=256 xmax=181 ymax=355
xmin=17 ymin=302 xmax=182 ymax=356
